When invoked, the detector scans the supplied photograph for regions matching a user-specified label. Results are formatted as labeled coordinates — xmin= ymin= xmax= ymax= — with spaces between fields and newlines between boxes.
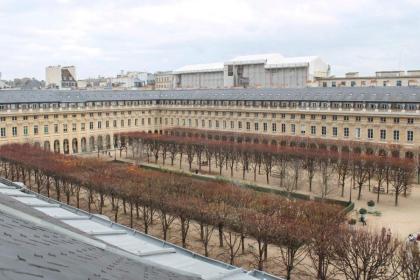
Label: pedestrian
xmin=361 ymin=216 xmax=367 ymax=226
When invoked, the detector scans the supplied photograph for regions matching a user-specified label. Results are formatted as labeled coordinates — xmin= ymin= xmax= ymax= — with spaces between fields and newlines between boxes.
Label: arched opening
xmin=391 ymin=150 xmax=400 ymax=158
xmin=34 ymin=142 xmax=41 ymax=148
xmin=53 ymin=140 xmax=60 ymax=153
xmin=113 ymin=135 xmax=119 ymax=148
xmin=81 ymin=137 xmax=87 ymax=153
xmin=342 ymin=146 xmax=350 ymax=154
xmin=105 ymin=135 xmax=111 ymax=150
xmin=379 ymin=149 xmax=387 ymax=157
xmin=89 ymin=136 xmax=95 ymax=151
xmin=63 ymin=139 xmax=69 ymax=154
xmin=405 ymin=151 xmax=414 ymax=159
xmin=97 ymin=135 xmax=103 ymax=150
xmin=366 ymin=147 xmax=374 ymax=155
xmin=44 ymin=141 xmax=50 ymax=151
xmin=353 ymin=147 xmax=362 ymax=154
xmin=72 ymin=138 xmax=78 ymax=154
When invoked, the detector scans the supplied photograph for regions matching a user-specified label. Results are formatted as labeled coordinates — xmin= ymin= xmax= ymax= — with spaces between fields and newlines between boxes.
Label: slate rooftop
xmin=0 ymin=87 xmax=420 ymax=104
xmin=0 ymin=178 xmax=282 ymax=280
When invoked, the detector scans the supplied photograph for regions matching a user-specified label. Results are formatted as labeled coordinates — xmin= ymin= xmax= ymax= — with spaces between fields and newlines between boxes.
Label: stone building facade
xmin=0 ymin=88 xmax=418 ymax=162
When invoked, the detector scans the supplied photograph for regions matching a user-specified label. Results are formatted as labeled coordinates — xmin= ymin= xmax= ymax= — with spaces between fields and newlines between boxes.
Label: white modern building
xmin=171 ymin=53 xmax=330 ymax=89
xmin=110 ymin=71 xmax=154 ymax=89
xmin=316 ymin=70 xmax=420 ymax=88
xmin=172 ymin=63 xmax=224 ymax=89
xmin=45 ymin=65 xmax=77 ymax=89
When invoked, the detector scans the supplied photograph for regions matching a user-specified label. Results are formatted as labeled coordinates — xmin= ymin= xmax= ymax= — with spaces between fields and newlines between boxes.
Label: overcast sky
xmin=1 ymin=0 xmax=420 ymax=80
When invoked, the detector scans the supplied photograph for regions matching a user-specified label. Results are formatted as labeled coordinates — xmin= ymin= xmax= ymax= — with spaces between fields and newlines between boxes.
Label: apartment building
xmin=0 ymin=87 xmax=418 ymax=162
xmin=154 ymin=71 xmax=174 ymax=90
xmin=316 ymin=70 xmax=420 ymax=88
xmin=45 ymin=65 xmax=77 ymax=89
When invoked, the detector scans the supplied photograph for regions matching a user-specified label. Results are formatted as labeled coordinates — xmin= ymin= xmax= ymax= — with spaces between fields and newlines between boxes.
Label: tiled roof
xmin=0 ymin=87 xmax=419 ymax=103
xmin=0 ymin=178 xmax=283 ymax=280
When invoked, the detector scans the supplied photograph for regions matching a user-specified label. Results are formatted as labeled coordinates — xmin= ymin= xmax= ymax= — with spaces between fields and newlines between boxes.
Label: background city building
xmin=154 ymin=71 xmax=173 ymax=90
xmin=110 ymin=70 xmax=154 ymax=89
xmin=0 ymin=88 xmax=418 ymax=163
xmin=316 ymin=70 xmax=420 ymax=88
xmin=172 ymin=53 xmax=330 ymax=90
xmin=45 ymin=65 xmax=77 ymax=89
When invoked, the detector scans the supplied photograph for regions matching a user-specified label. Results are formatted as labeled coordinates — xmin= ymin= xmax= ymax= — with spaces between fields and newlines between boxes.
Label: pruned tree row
xmin=0 ymin=143 xmax=418 ymax=279
xmin=120 ymin=129 xmax=416 ymax=205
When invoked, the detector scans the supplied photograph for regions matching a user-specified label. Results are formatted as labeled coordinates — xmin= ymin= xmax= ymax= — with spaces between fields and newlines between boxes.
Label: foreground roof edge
xmin=0 ymin=177 xmax=284 ymax=280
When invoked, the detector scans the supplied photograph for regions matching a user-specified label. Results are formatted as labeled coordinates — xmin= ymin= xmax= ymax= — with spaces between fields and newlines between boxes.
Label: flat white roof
xmin=173 ymin=62 xmax=224 ymax=74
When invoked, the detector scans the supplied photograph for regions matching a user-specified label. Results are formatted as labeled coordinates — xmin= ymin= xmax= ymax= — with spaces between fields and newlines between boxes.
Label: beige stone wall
xmin=0 ymin=103 xmax=418 ymax=159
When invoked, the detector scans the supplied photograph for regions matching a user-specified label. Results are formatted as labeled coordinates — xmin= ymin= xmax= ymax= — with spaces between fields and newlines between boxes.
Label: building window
xmin=54 ymin=124 xmax=59 ymax=133
xmin=272 ymin=123 xmax=276 ymax=132
xmin=44 ymin=125 xmax=48 ymax=134
xmin=12 ymin=127 xmax=17 ymax=136
xmin=332 ymin=127 xmax=338 ymax=137
xmin=311 ymin=114 xmax=316 ymax=120
xmin=351 ymin=81 xmax=356 ymax=87
xmin=291 ymin=124 xmax=296 ymax=134
xmin=355 ymin=128 xmax=361 ymax=139
xmin=393 ymin=118 xmax=400 ymax=124
xmin=106 ymin=121 xmax=109 ymax=128
xmin=311 ymin=126 xmax=316 ymax=135
xmin=301 ymin=125 xmax=306 ymax=135
xmin=407 ymin=118 xmax=414 ymax=124
xmin=63 ymin=124 xmax=67 ymax=133
xmin=380 ymin=117 xmax=386 ymax=123
xmin=113 ymin=120 xmax=117 ymax=128
xmin=355 ymin=116 xmax=361 ymax=122
xmin=89 ymin=122 xmax=94 ymax=130
xmin=254 ymin=123 xmax=259 ymax=131
xmin=380 ymin=129 xmax=386 ymax=140
xmin=246 ymin=122 xmax=250 ymax=130
xmin=396 ymin=80 xmax=402 ymax=86
xmin=263 ymin=123 xmax=267 ymax=132
xmin=321 ymin=126 xmax=327 ymax=136
xmin=215 ymin=120 xmax=219 ymax=128
xmin=81 ymin=123 xmax=85 ymax=131
xmin=121 ymin=120 xmax=124 ymax=127
xmin=393 ymin=130 xmax=400 ymax=141
xmin=34 ymin=125 xmax=39 ymax=135
xmin=332 ymin=115 xmax=337 ymax=121
xmin=72 ymin=123 xmax=77 ymax=132
xmin=367 ymin=117 xmax=373 ymax=123
xmin=281 ymin=123 xmax=286 ymax=133
xmin=0 ymin=128 xmax=5 ymax=137
xmin=407 ymin=131 xmax=414 ymax=142
xmin=23 ymin=126 xmax=28 ymax=136
xmin=231 ymin=121 xmax=234 ymax=129
xmin=368 ymin=129 xmax=374 ymax=139
xmin=344 ymin=127 xmax=349 ymax=137
xmin=343 ymin=116 xmax=349 ymax=121
xmin=321 ymin=115 xmax=326 ymax=120
xmin=290 ymin=114 xmax=295 ymax=119
xmin=238 ymin=121 xmax=242 ymax=129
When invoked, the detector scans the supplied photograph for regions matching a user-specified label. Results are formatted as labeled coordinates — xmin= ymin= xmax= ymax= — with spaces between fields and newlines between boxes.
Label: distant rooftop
xmin=172 ymin=62 xmax=224 ymax=74
xmin=0 ymin=87 xmax=420 ymax=103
